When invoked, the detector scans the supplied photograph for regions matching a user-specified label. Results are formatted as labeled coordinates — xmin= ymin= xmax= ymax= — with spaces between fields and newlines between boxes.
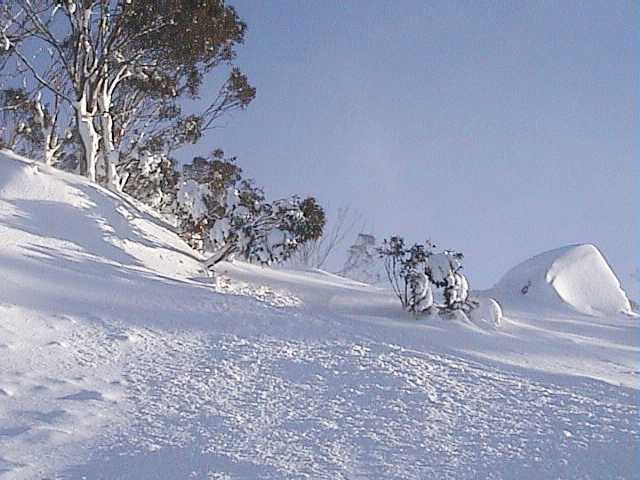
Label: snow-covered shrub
xmin=427 ymin=251 xmax=461 ymax=287
xmin=176 ymin=152 xmax=242 ymax=250
xmin=426 ymin=251 xmax=470 ymax=311
xmin=122 ymin=151 xmax=179 ymax=213
xmin=378 ymin=237 xmax=475 ymax=316
xmin=377 ymin=237 xmax=435 ymax=314
xmin=176 ymin=153 xmax=325 ymax=268
xmin=204 ymin=191 xmax=325 ymax=267
xmin=339 ymin=233 xmax=385 ymax=284
xmin=176 ymin=179 xmax=213 ymax=251
xmin=407 ymin=271 xmax=434 ymax=313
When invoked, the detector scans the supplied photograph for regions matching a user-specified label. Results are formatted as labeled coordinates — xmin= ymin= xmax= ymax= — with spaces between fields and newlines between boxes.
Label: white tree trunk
xmin=33 ymin=94 xmax=61 ymax=167
xmin=98 ymin=88 xmax=121 ymax=190
xmin=76 ymin=95 xmax=99 ymax=183
xmin=43 ymin=132 xmax=59 ymax=167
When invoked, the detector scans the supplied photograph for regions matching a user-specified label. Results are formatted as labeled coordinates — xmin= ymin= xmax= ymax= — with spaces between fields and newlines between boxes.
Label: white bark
xmin=76 ymin=93 xmax=99 ymax=182
xmin=33 ymin=94 xmax=61 ymax=166
xmin=98 ymin=87 xmax=120 ymax=189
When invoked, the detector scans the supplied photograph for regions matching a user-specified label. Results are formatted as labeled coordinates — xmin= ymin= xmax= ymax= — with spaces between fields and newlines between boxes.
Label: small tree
xmin=204 ymin=191 xmax=325 ymax=267
xmin=378 ymin=237 xmax=474 ymax=316
xmin=121 ymin=151 xmax=179 ymax=213
xmin=288 ymin=206 xmax=361 ymax=269
xmin=0 ymin=87 xmax=66 ymax=165
xmin=378 ymin=237 xmax=435 ymax=313
xmin=175 ymin=153 xmax=326 ymax=268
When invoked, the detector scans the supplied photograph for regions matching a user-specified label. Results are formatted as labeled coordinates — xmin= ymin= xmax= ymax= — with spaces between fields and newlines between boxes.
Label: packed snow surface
xmin=492 ymin=244 xmax=633 ymax=316
xmin=0 ymin=150 xmax=638 ymax=479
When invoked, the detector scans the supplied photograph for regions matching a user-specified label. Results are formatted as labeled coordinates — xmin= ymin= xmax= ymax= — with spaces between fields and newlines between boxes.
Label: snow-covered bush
xmin=204 ymin=190 xmax=325 ymax=267
xmin=378 ymin=237 xmax=475 ymax=316
xmin=176 ymin=152 xmax=243 ymax=251
xmin=122 ymin=151 xmax=179 ymax=213
xmin=176 ymin=179 xmax=214 ymax=251
xmin=407 ymin=270 xmax=434 ymax=314
xmin=426 ymin=251 xmax=470 ymax=311
xmin=176 ymin=153 xmax=325 ymax=268
xmin=377 ymin=237 xmax=435 ymax=314
xmin=339 ymin=233 xmax=385 ymax=284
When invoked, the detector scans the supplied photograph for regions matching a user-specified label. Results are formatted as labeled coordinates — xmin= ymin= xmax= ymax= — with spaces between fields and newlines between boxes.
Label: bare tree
xmin=0 ymin=86 xmax=67 ymax=165
xmin=288 ymin=206 xmax=363 ymax=270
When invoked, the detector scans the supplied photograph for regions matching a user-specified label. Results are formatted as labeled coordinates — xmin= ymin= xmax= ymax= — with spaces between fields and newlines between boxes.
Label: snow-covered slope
xmin=0 ymin=150 xmax=638 ymax=479
xmin=491 ymin=244 xmax=632 ymax=316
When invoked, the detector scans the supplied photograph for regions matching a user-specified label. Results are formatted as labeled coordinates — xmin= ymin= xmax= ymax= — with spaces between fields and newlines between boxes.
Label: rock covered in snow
xmin=493 ymin=244 xmax=632 ymax=317
xmin=469 ymin=297 xmax=503 ymax=328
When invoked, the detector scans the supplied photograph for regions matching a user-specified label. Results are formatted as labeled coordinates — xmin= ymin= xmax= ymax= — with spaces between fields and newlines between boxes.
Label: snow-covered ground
xmin=0 ymin=150 xmax=638 ymax=479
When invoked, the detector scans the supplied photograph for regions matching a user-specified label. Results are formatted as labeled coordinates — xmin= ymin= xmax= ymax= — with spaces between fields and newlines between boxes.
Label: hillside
xmin=0 ymin=150 xmax=638 ymax=479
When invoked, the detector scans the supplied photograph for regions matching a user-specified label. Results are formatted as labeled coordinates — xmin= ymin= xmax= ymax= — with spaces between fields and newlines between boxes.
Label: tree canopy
xmin=0 ymin=0 xmax=255 ymax=188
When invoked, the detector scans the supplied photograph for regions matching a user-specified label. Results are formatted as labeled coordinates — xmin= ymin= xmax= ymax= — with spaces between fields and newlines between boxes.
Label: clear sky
xmin=189 ymin=1 xmax=637 ymax=295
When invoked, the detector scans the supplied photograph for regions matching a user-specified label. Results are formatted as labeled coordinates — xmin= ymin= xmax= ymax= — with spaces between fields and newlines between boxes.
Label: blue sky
xmin=188 ymin=0 xmax=637 ymax=294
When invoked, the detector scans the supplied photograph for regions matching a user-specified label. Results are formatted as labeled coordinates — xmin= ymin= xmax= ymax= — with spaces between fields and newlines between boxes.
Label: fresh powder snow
xmin=491 ymin=244 xmax=633 ymax=317
xmin=0 ymin=150 xmax=638 ymax=479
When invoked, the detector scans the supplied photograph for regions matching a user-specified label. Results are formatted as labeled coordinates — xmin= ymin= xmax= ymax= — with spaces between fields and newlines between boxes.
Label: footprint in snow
xmin=30 ymin=384 xmax=49 ymax=393
xmin=22 ymin=409 xmax=68 ymax=423
xmin=58 ymin=389 xmax=104 ymax=401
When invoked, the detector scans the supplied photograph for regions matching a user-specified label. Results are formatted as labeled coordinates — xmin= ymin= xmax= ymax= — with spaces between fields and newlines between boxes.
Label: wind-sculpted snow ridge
xmin=0 ymin=150 xmax=638 ymax=479
xmin=492 ymin=244 xmax=633 ymax=317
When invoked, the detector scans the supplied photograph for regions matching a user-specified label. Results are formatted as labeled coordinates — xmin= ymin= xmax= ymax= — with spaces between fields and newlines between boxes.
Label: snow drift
xmin=469 ymin=297 xmax=503 ymax=328
xmin=492 ymin=244 xmax=632 ymax=316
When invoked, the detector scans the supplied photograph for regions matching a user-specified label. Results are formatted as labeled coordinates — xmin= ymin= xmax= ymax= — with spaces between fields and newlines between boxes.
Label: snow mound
xmin=493 ymin=244 xmax=632 ymax=316
xmin=0 ymin=149 xmax=203 ymax=279
xmin=469 ymin=297 xmax=503 ymax=328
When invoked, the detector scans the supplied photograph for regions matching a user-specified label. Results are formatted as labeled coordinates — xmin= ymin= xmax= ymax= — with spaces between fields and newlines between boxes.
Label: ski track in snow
xmin=45 ymin=326 xmax=637 ymax=480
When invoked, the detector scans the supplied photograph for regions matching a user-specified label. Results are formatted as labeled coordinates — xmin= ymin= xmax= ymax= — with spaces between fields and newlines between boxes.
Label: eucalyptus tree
xmin=0 ymin=0 xmax=255 ymax=189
